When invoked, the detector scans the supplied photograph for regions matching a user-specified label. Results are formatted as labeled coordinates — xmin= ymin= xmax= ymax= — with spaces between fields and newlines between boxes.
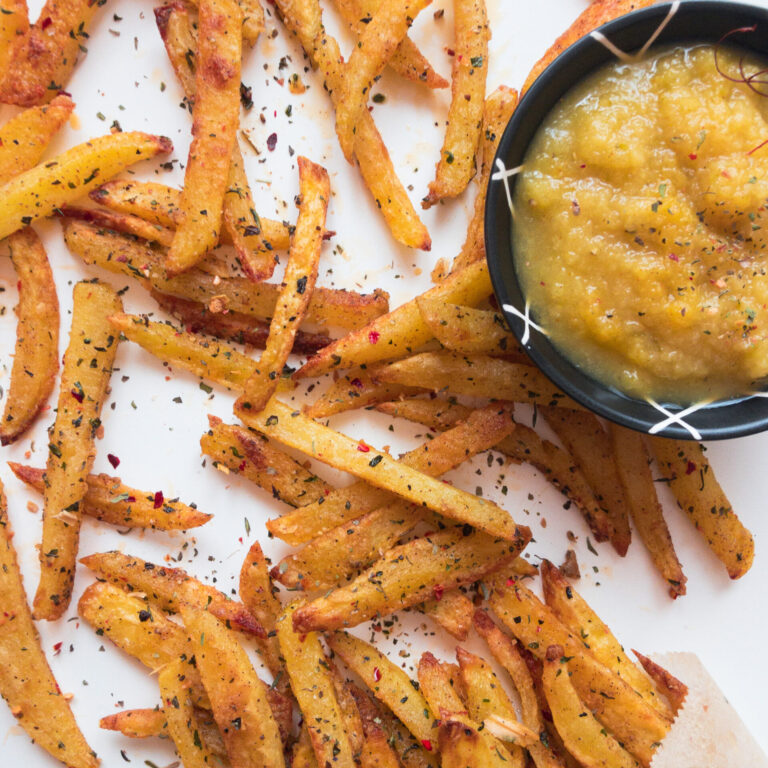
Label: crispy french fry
xmin=202 ymin=416 xmax=332 ymax=507
xmin=80 ymin=551 xmax=265 ymax=638
xmin=33 ymin=281 xmax=121 ymax=620
xmin=335 ymin=0 xmax=431 ymax=161
xmin=649 ymin=438 xmax=754 ymax=579
xmin=541 ymin=408 xmax=630 ymax=555
xmin=438 ymin=718 xmax=509 ymax=768
xmin=60 ymin=204 xmax=175 ymax=247
xmin=422 ymin=0 xmax=488 ymax=207
xmin=0 ymin=94 xmax=74 ymax=183
xmin=278 ymin=601 xmax=356 ymax=768
xmin=326 ymin=631 xmax=438 ymax=746
xmin=238 ymin=157 xmax=329 ymax=411
xmin=540 ymin=561 xmax=673 ymax=721
xmin=296 ymin=258 xmax=490 ymax=377
xmin=292 ymin=726 xmax=320 ymax=768
xmin=8 ymin=462 xmax=211 ymax=530
xmin=0 ymin=0 xmax=28 ymax=81
xmin=0 ymin=228 xmax=58 ymax=445
xmin=608 ymin=425 xmax=686 ymax=597
xmin=420 ymin=589 xmax=474 ymax=641
xmin=185 ymin=0 xmax=265 ymax=45
xmin=331 ymin=672 xmax=365 ymax=759
xmin=240 ymin=398 xmax=526 ymax=542
xmin=166 ymin=0 xmax=242 ymax=275
xmin=632 ymin=652 xmax=688 ymax=716
xmin=180 ymin=605 xmax=285 ymax=768
xmin=360 ymin=728 xmax=403 ymax=768
xmin=292 ymin=526 xmax=527 ymax=632
xmin=0 ymin=132 xmax=172 ymax=240
xmin=0 ymin=484 xmax=99 ymax=768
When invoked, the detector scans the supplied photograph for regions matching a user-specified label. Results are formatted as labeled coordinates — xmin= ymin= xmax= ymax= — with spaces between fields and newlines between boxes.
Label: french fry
xmin=608 ymin=425 xmax=686 ymax=597
xmin=0 ymin=94 xmax=74 ymax=183
xmin=239 ymin=398 xmax=527 ymax=543
xmin=0 ymin=0 xmax=27 ymax=82
xmin=0 ymin=228 xmax=58 ymax=445
xmin=185 ymin=0 xmax=265 ymax=45
xmin=543 ymin=645 xmax=640 ymax=768
xmin=360 ymin=728 xmax=403 ymax=768
xmin=237 ymin=158 xmax=329 ymax=411
xmin=332 ymin=672 xmax=366 ymax=759
xmin=202 ymin=416 xmax=332 ymax=507
xmin=422 ymin=0 xmax=489 ymax=207
xmin=0 ymin=132 xmax=172 ymax=240
xmin=60 ymin=204 xmax=175 ymax=247
xmin=326 ymin=631 xmax=438 ymax=747
xmin=0 ymin=483 xmax=99 ymax=768
xmin=292 ymin=526 xmax=528 ymax=632
xmin=180 ymin=605 xmax=285 ymax=768
xmin=8 ymin=463 xmax=212 ymax=531
xmin=296 ymin=258 xmax=491 ymax=378
xmin=292 ymin=726 xmax=320 ymax=768
xmin=540 ymin=560 xmax=674 ymax=721
xmin=541 ymin=408 xmax=631 ymax=555
xmin=335 ymin=0 xmax=431 ymax=161
xmin=649 ymin=438 xmax=754 ymax=579
xmin=0 ymin=0 xmax=104 ymax=107
xmin=33 ymin=281 xmax=121 ymax=620
xmin=329 ymin=0 xmax=447 ymax=88
xmin=420 ymin=589 xmax=474 ymax=641
xmin=438 ymin=718 xmax=510 ymax=768
xmin=632 ymin=652 xmax=688 ymax=716
xmin=80 ymin=551 xmax=265 ymax=638
xmin=166 ymin=0 xmax=242 ymax=275
xmin=277 ymin=601 xmax=356 ymax=768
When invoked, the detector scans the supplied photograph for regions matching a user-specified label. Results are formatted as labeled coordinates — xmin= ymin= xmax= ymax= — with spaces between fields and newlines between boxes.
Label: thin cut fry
xmin=0 ymin=483 xmax=99 ymax=768
xmin=423 ymin=0 xmax=489 ymax=207
xmin=60 ymin=205 xmax=175 ymax=247
xmin=632 ymin=652 xmax=688 ymax=716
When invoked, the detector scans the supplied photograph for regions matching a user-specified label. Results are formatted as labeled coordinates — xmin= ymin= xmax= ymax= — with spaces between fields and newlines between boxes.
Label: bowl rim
xmin=485 ymin=0 xmax=768 ymax=441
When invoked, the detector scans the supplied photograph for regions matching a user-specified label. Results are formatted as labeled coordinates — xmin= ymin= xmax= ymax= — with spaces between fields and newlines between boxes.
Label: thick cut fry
xmin=0 ymin=0 xmax=103 ymax=106
xmin=185 ymin=0 xmax=264 ymax=45
xmin=60 ymin=205 xmax=175 ymax=246
xmin=541 ymin=408 xmax=630 ymax=554
xmin=0 ymin=132 xmax=172 ymax=240
xmin=608 ymin=426 xmax=686 ymax=597
xmin=0 ymin=0 xmax=27 ymax=81
xmin=326 ymin=631 xmax=437 ymax=746
xmin=540 ymin=561 xmax=673 ymax=721
xmin=239 ymin=398 xmax=527 ymax=543
xmin=0 ymin=94 xmax=74 ymax=183
xmin=34 ymin=281 xmax=121 ymax=620
xmin=421 ymin=589 xmax=474 ymax=641
xmin=296 ymin=258 xmax=490 ymax=377
xmin=8 ymin=463 xmax=211 ymax=530
xmin=167 ymin=0 xmax=242 ymax=275
xmin=202 ymin=416 xmax=331 ymax=507
xmin=0 ymin=485 xmax=98 ymax=768
xmin=649 ymin=438 xmax=754 ymax=579
xmin=238 ymin=158 xmax=329 ymax=411
xmin=329 ymin=0 xmax=447 ymax=88
xmin=543 ymin=646 xmax=639 ymax=768
xmin=278 ymin=601 xmax=356 ymax=768
xmin=80 ymin=551 xmax=265 ymax=638
xmin=181 ymin=605 xmax=285 ymax=768
xmin=0 ymin=228 xmax=58 ymax=445
xmin=423 ymin=0 xmax=488 ymax=207
xmin=292 ymin=526 xmax=527 ymax=632
xmin=335 ymin=0 xmax=431 ymax=161
xmin=632 ymin=652 xmax=688 ymax=716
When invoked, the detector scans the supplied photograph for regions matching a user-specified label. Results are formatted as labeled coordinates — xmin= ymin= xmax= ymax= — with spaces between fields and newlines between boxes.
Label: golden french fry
xmin=277 ymin=601 xmax=356 ymax=768
xmin=649 ymin=438 xmax=754 ymax=579
xmin=184 ymin=0 xmax=265 ymax=45
xmin=8 ymin=462 xmax=211 ymax=531
xmin=80 ymin=551 xmax=265 ymax=638
xmin=33 ymin=281 xmax=121 ymax=620
xmin=360 ymin=728 xmax=403 ymax=768
xmin=60 ymin=204 xmax=175 ymax=246
xmin=238 ymin=157 xmax=329 ymax=411
xmin=420 ymin=590 xmax=474 ymax=641
xmin=438 ymin=718 xmax=510 ymax=768
xmin=180 ymin=604 xmax=285 ymax=768
xmin=335 ymin=0 xmax=431 ymax=161
xmin=0 ymin=0 xmax=28 ymax=82
xmin=0 ymin=228 xmax=58 ymax=445
xmin=0 ymin=132 xmax=172 ymax=240
xmin=0 ymin=483 xmax=99 ymax=768
xmin=0 ymin=94 xmax=74 ymax=183
xmin=331 ymin=672 xmax=366 ymax=760
xmin=292 ymin=726 xmax=320 ymax=768
xmin=632 ymin=652 xmax=688 ymax=716
xmin=608 ymin=425 xmax=686 ymax=597
xmin=292 ymin=526 xmax=527 ymax=632
xmin=166 ymin=0 xmax=242 ymax=275
xmin=423 ymin=0 xmax=488 ymax=207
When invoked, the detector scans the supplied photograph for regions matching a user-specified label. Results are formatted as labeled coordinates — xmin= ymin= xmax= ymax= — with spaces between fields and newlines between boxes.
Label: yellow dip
xmin=513 ymin=44 xmax=768 ymax=403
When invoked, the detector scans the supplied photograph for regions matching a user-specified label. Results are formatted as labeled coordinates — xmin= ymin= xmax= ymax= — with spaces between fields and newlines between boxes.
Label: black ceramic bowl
xmin=486 ymin=0 xmax=768 ymax=441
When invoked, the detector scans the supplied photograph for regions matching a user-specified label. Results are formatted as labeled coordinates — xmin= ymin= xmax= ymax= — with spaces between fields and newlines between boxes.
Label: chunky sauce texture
xmin=514 ymin=44 xmax=768 ymax=402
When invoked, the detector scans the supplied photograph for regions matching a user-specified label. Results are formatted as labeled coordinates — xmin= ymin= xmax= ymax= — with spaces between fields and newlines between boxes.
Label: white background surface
xmin=1 ymin=0 xmax=767 ymax=764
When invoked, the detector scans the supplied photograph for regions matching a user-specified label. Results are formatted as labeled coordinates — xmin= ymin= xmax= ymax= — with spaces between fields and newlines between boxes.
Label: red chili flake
xmin=238 ymin=460 xmax=247 ymax=472
xmin=126 ymin=496 xmax=137 ymax=503
xmin=372 ymin=667 xmax=382 ymax=682
xmin=421 ymin=740 xmax=433 ymax=751
xmin=52 ymin=641 xmax=63 ymax=656
xmin=372 ymin=622 xmax=382 ymax=632
xmin=432 ymin=584 xmax=444 ymax=601
xmin=266 ymin=133 xmax=277 ymax=151
xmin=669 ymin=253 xmax=679 ymax=262
xmin=107 ymin=453 xmax=120 ymax=469
xmin=350 ymin=377 xmax=364 ymax=389
xmin=41 ymin=16 xmax=52 ymax=29
xmin=506 ymin=577 xmax=516 ymax=587
xmin=153 ymin=491 xmax=164 ymax=509
xmin=368 ymin=331 xmax=380 ymax=344
xmin=71 ymin=388 xmax=84 ymax=403
xmin=357 ymin=442 xmax=370 ymax=453
xmin=688 ymin=153 xmax=697 ymax=160
xmin=685 ymin=461 xmax=697 ymax=475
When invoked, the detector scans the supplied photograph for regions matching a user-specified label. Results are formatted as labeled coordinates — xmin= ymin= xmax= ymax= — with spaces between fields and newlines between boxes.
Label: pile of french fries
xmin=0 ymin=0 xmax=758 ymax=765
